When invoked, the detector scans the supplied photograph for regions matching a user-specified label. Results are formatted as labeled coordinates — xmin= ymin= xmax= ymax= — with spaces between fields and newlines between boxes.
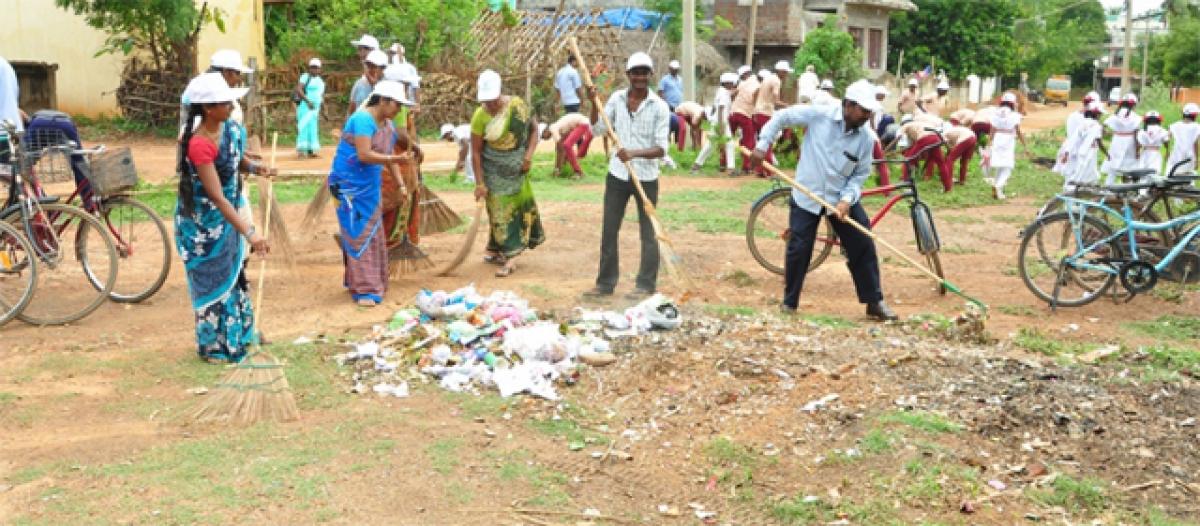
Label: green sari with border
xmin=471 ymin=97 xmax=545 ymax=258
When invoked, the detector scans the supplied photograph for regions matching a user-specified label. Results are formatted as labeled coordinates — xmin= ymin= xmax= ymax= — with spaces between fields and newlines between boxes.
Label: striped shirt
xmin=592 ymin=88 xmax=671 ymax=182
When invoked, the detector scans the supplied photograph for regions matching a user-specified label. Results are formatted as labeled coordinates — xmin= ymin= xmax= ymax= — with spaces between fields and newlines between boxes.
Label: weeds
xmin=426 ymin=438 xmax=462 ymax=475
xmin=1026 ymin=475 xmax=1109 ymax=514
xmin=1123 ymin=315 xmax=1200 ymax=342
xmin=880 ymin=410 xmax=963 ymax=434
xmin=1013 ymin=328 xmax=1092 ymax=356
xmin=704 ymin=304 xmax=758 ymax=317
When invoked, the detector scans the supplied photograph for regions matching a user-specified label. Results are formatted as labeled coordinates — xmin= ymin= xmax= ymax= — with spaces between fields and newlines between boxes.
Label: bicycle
xmin=1 ymin=120 xmax=118 ymax=325
xmin=21 ymin=115 xmax=172 ymax=303
xmin=746 ymin=130 xmax=947 ymax=294
xmin=1018 ymin=174 xmax=1200 ymax=309
xmin=0 ymin=140 xmax=37 ymax=325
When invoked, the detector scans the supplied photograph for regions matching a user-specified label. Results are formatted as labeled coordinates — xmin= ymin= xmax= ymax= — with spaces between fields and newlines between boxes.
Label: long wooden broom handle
xmin=253 ymin=132 xmax=278 ymax=317
xmin=567 ymin=38 xmax=661 ymax=217
xmin=739 ymin=145 xmax=947 ymax=286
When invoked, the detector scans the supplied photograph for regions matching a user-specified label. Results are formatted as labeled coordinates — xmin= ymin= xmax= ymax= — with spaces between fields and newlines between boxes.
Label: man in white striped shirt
xmin=583 ymin=52 xmax=671 ymax=299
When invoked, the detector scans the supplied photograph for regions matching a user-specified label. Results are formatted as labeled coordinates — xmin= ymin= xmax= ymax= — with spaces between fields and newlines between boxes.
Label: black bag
xmin=293 ymin=73 xmax=313 ymax=105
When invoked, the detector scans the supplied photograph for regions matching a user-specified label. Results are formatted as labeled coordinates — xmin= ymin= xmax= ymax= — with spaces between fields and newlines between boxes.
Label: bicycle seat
xmin=1117 ymin=168 xmax=1157 ymax=181
xmin=1105 ymin=181 xmax=1153 ymax=194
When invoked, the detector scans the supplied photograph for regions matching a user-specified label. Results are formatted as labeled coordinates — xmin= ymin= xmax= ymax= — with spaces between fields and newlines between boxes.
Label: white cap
xmin=626 ymin=52 xmax=654 ymax=72
xmin=308 ymin=58 xmax=322 ymax=68
xmin=1145 ymin=110 xmax=1161 ymax=119
xmin=183 ymin=72 xmax=248 ymax=104
xmin=1183 ymin=103 xmax=1199 ymax=116
xmin=774 ymin=60 xmax=792 ymax=73
xmin=907 ymin=78 xmax=919 ymax=87
xmin=757 ymin=69 xmax=770 ymax=78
xmin=477 ymin=69 xmax=502 ymax=101
xmin=1083 ymin=91 xmax=1099 ymax=102
xmin=371 ymin=80 xmax=411 ymax=105
xmin=875 ymin=84 xmax=889 ymax=97
xmin=719 ymin=72 xmax=738 ymax=84
xmin=819 ymin=79 xmax=833 ymax=90
xmin=352 ymin=34 xmax=380 ymax=49
xmin=390 ymin=43 xmax=404 ymax=54
xmin=668 ymin=60 xmax=681 ymax=69
xmin=440 ymin=123 xmax=455 ymax=136
xmin=736 ymin=65 xmax=751 ymax=76
xmin=1124 ymin=93 xmax=1139 ymax=104
xmin=382 ymin=64 xmax=419 ymax=84
xmin=936 ymin=80 xmax=949 ymax=90
xmin=364 ymin=49 xmax=389 ymax=67
xmin=844 ymin=79 xmax=882 ymax=113
xmin=210 ymin=49 xmax=252 ymax=74
xmin=1000 ymin=92 xmax=1018 ymax=104
xmin=1086 ymin=101 xmax=1106 ymax=113
xmin=805 ymin=64 xmax=815 ymax=73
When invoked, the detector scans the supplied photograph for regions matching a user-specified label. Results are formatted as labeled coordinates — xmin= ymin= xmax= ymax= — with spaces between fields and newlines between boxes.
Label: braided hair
xmin=1143 ymin=114 xmax=1162 ymax=129
xmin=177 ymin=104 xmax=205 ymax=217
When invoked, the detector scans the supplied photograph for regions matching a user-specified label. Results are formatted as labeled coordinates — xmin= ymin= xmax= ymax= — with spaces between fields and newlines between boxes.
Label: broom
xmin=436 ymin=200 xmax=486 ymax=276
xmin=191 ymin=133 xmax=299 ymax=424
xmin=250 ymin=135 xmax=295 ymax=267
xmin=739 ymin=145 xmax=988 ymax=313
xmin=568 ymin=38 xmax=696 ymax=294
xmin=388 ymin=156 xmax=434 ymax=278
xmin=418 ymin=183 xmax=463 ymax=236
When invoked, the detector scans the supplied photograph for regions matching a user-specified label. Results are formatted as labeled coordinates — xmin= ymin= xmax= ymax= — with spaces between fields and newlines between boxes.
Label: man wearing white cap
xmin=751 ymin=61 xmax=792 ymax=176
xmin=898 ymin=78 xmax=920 ymax=115
xmin=750 ymin=79 xmax=898 ymax=321
xmin=693 ymin=73 xmax=738 ymax=174
xmin=387 ymin=43 xmax=421 ymax=110
xmin=351 ymin=34 xmax=380 ymax=61
xmin=1103 ymin=93 xmax=1142 ymax=184
xmin=659 ymin=60 xmax=684 ymax=152
xmin=797 ymin=64 xmax=819 ymax=104
xmin=1167 ymin=103 xmax=1199 ymax=177
xmin=920 ymin=80 xmax=950 ymax=117
xmin=988 ymin=92 xmax=1029 ymax=199
xmin=441 ymin=122 xmax=474 ymax=183
xmin=583 ymin=52 xmax=671 ymax=299
xmin=811 ymin=78 xmax=836 ymax=107
xmin=729 ymin=66 xmax=760 ymax=175
xmin=554 ymin=54 xmax=584 ymax=114
xmin=349 ymin=49 xmax=389 ymax=119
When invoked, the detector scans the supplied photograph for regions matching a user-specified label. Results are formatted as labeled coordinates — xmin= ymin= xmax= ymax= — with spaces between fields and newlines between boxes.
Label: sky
xmin=1099 ymin=0 xmax=1164 ymax=17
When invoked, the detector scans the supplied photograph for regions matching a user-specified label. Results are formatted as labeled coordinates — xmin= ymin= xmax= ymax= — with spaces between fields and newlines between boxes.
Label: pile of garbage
xmin=334 ymin=284 xmax=681 ymax=401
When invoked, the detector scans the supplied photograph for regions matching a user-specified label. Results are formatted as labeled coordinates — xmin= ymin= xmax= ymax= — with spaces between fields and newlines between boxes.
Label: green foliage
xmin=269 ymin=0 xmax=483 ymax=67
xmin=1026 ymin=475 xmax=1109 ymax=513
xmin=888 ymin=0 xmax=1021 ymax=79
xmin=1156 ymin=14 xmax=1200 ymax=85
xmin=879 ymin=410 xmax=963 ymax=434
xmin=1012 ymin=0 xmax=1107 ymax=89
xmin=54 ymin=0 xmax=223 ymax=62
xmin=642 ymin=0 xmax=730 ymax=45
xmin=1013 ymin=328 xmax=1092 ymax=356
xmin=794 ymin=15 xmax=864 ymax=90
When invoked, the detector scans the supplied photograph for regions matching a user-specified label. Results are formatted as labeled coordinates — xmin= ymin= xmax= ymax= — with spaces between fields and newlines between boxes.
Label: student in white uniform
xmin=988 ymin=92 xmax=1029 ymax=199
xmin=1166 ymin=103 xmax=1200 ymax=177
xmin=693 ymin=72 xmax=737 ymax=173
xmin=1137 ymin=111 xmax=1170 ymax=177
xmin=1103 ymin=93 xmax=1142 ymax=184
xmin=1054 ymin=91 xmax=1100 ymax=176
xmin=1060 ymin=101 xmax=1108 ymax=191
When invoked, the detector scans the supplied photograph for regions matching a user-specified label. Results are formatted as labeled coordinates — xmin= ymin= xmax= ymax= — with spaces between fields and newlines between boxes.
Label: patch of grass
xmin=879 ymin=410 xmax=963 ymax=434
xmin=526 ymin=415 xmax=607 ymax=446
xmin=703 ymin=304 xmax=758 ymax=317
xmin=719 ymin=269 xmax=758 ymax=288
xmin=7 ymin=465 xmax=50 ymax=485
xmin=802 ymin=313 xmax=858 ymax=329
xmin=0 ymin=391 xmax=17 ymax=404
xmin=520 ymin=283 xmax=558 ymax=300
xmin=73 ymin=114 xmax=177 ymax=140
xmin=902 ymin=460 xmax=946 ymax=501
xmin=860 ymin=428 xmax=897 ymax=455
xmin=425 ymin=438 xmax=462 ymax=475
xmin=1124 ymin=315 xmax=1200 ymax=342
xmin=772 ymin=497 xmax=900 ymax=525
xmin=940 ymin=244 xmax=979 ymax=255
xmin=704 ymin=436 xmax=759 ymax=487
xmin=990 ymin=214 xmax=1030 ymax=224
xmin=443 ymin=391 xmax=509 ymax=420
xmin=1026 ymin=475 xmax=1109 ymax=514
xmin=495 ymin=450 xmax=572 ymax=509
xmin=1139 ymin=344 xmax=1200 ymax=379
xmin=132 ymin=179 xmax=324 ymax=220
xmin=1013 ymin=328 xmax=1092 ymax=356
xmin=996 ymin=304 xmax=1039 ymax=317
xmin=941 ymin=214 xmax=983 ymax=225
xmin=1137 ymin=507 xmax=1200 ymax=526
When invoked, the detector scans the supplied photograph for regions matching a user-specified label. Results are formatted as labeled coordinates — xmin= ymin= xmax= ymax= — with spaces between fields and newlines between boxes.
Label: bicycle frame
xmin=1058 ymin=194 xmax=1200 ymax=276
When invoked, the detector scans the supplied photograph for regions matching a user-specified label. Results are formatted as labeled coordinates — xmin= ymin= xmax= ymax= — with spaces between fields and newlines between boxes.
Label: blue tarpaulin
xmin=523 ymin=8 xmax=671 ymax=31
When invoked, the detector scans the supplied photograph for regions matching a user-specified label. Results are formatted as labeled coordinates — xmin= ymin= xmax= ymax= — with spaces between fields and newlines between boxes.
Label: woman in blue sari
xmin=329 ymin=80 xmax=411 ymax=306
xmin=294 ymin=58 xmax=325 ymax=157
xmin=175 ymin=73 xmax=276 ymax=363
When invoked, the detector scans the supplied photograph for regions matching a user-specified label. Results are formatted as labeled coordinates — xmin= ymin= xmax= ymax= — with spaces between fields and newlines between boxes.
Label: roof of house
xmin=846 ymin=0 xmax=918 ymax=11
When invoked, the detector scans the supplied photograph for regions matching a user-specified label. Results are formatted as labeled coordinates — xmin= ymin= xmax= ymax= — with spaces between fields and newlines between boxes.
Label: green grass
xmin=940 ymin=244 xmax=979 ymax=255
xmin=131 ymin=179 xmax=326 ymax=220
xmin=1123 ymin=315 xmax=1200 ymax=342
xmin=1026 ymin=475 xmax=1109 ymax=514
xmin=520 ymin=283 xmax=559 ymax=300
xmin=996 ymin=304 xmax=1039 ymax=317
xmin=494 ymin=449 xmax=572 ymax=508
xmin=801 ymin=313 xmax=859 ymax=329
xmin=1133 ymin=344 xmax=1200 ymax=380
xmin=73 ymin=114 xmax=177 ymax=140
xmin=442 ymin=391 xmax=509 ymax=420
xmin=940 ymin=214 xmax=983 ymax=225
xmin=0 ymin=391 xmax=18 ymax=404
xmin=703 ymin=436 xmax=759 ymax=487
xmin=990 ymin=214 xmax=1030 ymax=224
xmin=879 ymin=410 xmax=963 ymax=434
xmin=1138 ymin=507 xmax=1200 ymax=526
xmin=772 ymin=497 xmax=900 ymax=525
xmin=526 ymin=415 xmax=607 ymax=447
xmin=1013 ymin=327 xmax=1092 ymax=356
xmin=703 ymin=304 xmax=758 ymax=317
xmin=425 ymin=438 xmax=462 ymax=475
xmin=860 ymin=428 xmax=897 ymax=455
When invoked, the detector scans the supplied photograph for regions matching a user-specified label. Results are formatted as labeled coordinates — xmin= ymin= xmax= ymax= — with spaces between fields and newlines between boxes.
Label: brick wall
xmin=713 ymin=0 xmax=803 ymax=46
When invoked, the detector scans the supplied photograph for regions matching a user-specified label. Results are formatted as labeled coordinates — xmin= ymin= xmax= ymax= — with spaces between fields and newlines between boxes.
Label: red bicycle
xmin=745 ymin=134 xmax=947 ymax=294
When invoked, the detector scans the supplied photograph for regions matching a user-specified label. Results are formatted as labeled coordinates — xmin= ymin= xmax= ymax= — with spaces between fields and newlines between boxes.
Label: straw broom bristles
xmin=190 ymin=133 xmax=298 ymax=424
xmin=436 ymin=200 xmax=485 ymax=276
xmin=417 ymin=184 xmax=463 ymax=236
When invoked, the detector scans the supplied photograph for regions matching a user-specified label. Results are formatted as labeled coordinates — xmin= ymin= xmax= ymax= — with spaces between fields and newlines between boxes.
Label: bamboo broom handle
xmin=253 ymin=132 xmax=278 ymax=316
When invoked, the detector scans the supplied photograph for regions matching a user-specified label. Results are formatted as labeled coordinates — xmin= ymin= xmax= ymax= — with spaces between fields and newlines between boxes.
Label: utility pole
xmin=1140 ymin=15 xmax=1150 ymax=94
xmin=1120 ymin=0 xmax=1132 ymax=95
xmin=683 ymin=0 xmax=696 ymax=101
xmin=744 ymin=0 xmax=758 ymax=66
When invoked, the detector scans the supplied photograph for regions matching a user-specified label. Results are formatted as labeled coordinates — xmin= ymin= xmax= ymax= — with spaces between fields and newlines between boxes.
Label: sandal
xmin=483 ymin=253 xmax=506 ymax=265
xmin=495 ymin=262 xmax=516 ymax=277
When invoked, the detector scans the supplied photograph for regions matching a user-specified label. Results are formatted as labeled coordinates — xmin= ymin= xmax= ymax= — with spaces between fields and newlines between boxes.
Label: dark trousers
xmin=563 ymin=103 xmax=580 ymax=113
xmin=596 ymin=174 xmax=659 ymax=292
xmin=783 ymin=200 xmax=883 ymax=309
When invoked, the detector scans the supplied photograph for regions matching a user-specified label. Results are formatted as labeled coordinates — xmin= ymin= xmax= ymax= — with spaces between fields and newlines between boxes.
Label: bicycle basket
xmin=21 ymin=128 xmax=75 ymax=183
xmin=88 ymin=147 xmax=139 ymax=197
xmin=910 ymin=202 xmax=942 ymax=255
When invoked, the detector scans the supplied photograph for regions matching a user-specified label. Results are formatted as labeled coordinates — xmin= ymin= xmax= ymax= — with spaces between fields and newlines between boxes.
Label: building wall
xmin=843 ymin=4 xmax=891 ymax=75
xmin=1 ymin=0 xmax=265 ymax=117
xmin=714 ymin=0 xmax=804 ymax=46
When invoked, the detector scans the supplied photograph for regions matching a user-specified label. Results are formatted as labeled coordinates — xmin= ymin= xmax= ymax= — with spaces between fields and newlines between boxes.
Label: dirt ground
xmin=2 ymin=102 xmax=1197 ymax=524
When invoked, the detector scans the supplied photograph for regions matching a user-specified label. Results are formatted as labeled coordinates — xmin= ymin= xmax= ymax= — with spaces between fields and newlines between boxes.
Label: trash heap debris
xmin=334 ymin=285 xmax=681 ymax=401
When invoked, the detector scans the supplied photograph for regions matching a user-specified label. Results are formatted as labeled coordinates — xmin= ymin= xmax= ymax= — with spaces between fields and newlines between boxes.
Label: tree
xmin=1157 ymin=14 xmax=1200 ymax=85
xmin=1012 ymin=0 xmax=1107 ymax=89
xmin=793 ymin=15 xmax=864 ymax=90
xmin=642 ymin=0 xmax=731 ymax=45
xmin=887 ymin=0 xmax=1021 ymax=80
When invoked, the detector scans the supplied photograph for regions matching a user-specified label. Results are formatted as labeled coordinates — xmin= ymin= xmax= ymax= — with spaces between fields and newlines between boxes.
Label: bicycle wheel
xmin=1018 ymin=212 xmax=1117 ymax=307
xmin=910 ymin=202 xmax=946 ymax=294
xmin=746 ymin=188 xmax=834 ymax=275
xmin=86 ymin=197 xmax=172 ymax=303
xmin=7 ymin=203 xmax=118 ymax=325
xmin=0 ymin=221 xmax=37 ymax=326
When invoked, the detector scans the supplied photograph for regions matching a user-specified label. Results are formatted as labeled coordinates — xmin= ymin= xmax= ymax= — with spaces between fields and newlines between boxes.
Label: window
xmin=848 ymin=27 xmax=864 ymax=49
xmin=868 ymin=28 xmax=883 ymax=69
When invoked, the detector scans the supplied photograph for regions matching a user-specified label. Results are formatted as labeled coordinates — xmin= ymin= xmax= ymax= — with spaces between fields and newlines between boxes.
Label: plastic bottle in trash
xmin=474 ymin=348 xmax=498 ymax=367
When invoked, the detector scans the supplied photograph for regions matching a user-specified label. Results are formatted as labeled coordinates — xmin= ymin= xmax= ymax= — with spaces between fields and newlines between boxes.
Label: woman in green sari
xmin=471 ymin=70 xmax=544 ymax=277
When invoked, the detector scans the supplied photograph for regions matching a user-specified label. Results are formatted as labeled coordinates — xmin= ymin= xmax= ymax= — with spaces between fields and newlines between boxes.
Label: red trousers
xmin=902 ymin=135 xmax=951 ymax=191
xmin=946 ymin=137 xmax=977 ymax=184
xmin=873 ymin=139 xmax=890 ymax=186
xmin=560 ymin=124 xmax=593 ymax=174
xmin=729 ymin=112 xmax=756 ymax=170
xmin=752 ymin=113 xmax=774 ymax=174
xmin=675 ymin=115 xmax=687 ymax=151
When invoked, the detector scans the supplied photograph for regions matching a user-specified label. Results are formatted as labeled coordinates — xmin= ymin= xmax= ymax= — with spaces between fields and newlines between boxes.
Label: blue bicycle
xmin=1018 ymin=173 xmax=1200 ymax=309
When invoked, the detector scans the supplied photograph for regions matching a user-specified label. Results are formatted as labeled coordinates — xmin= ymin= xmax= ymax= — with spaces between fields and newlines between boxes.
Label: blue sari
xmin=329 ymin=110 xmax=395 ymax=302
xmin=296 ymin=73 xmax=325 ymax=154
xmin=174 ymin=122 xmax=256 ymax=362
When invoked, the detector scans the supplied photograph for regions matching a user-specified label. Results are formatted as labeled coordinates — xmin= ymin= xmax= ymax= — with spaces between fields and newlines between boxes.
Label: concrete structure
xmin=2 ymin=0 xmax=266 ymax=117
xmin=1098 ymin=8 xmax=1167 ymax=96
xmin=712 ymin=0 xmax=915 ymax=75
